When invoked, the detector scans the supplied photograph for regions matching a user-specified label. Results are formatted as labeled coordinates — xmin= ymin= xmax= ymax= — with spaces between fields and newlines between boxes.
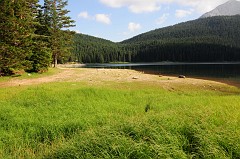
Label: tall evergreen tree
xmin=27 ymin=3 xmax=52 ymax=73
xmin=43 ymin=0 xmax=75 ymax=67
xmin=0 ymin=0 xmax=37 ymax=75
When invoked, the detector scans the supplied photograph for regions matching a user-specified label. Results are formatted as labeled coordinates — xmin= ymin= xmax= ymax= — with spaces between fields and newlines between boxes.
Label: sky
xmin=39 ymin=0 xmax=232 ymax=42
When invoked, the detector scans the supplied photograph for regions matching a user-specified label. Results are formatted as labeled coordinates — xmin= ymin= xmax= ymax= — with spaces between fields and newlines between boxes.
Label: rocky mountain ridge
xmin=200 ymin=0 xmax=240 ymax=18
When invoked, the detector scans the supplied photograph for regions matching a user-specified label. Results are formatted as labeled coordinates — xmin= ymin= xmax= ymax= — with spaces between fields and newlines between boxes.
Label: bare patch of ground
xmin=0 ymin=68 xmax=235 ymax=93
xmin=0 ymin=68 xmax=75 ymax=87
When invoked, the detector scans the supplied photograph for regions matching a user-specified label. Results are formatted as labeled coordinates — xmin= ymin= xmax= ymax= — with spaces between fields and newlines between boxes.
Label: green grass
xmin=0 ymin=68 xmax=62 ymax=82
xmin=0 ymin=80 xmax=239 ymax=158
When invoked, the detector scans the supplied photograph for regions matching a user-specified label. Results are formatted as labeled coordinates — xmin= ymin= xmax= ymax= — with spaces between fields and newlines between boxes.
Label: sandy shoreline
xmin=0 ymin=68 xmax=238 ymax=90
xmin=139 ymin=70 xmax=240 ymax=88
xmin=56 ymin=64 xmax=86 ymax=68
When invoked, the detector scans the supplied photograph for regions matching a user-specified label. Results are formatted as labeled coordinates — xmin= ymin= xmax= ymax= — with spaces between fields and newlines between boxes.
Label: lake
xmin=83 ymin=62 xmax=240 ymax=86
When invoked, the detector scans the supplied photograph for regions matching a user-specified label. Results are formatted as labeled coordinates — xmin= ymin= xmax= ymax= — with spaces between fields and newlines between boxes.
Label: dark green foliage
xmin=72 ymin=16 xmax=240 ymax=63
xmin=0 ymin=0 xmax=74 ymax=75
xmin=26 ymin=3 xmax=52 ymax=73
xmin=0 ymin=0 xmax=36 ymax=75
xmin=122 ymin=16 xmax=240 ymax=46
xmin=72 ymin=34 xmax=132 ymax=63
xmin=27 ymin=39 xmax=52 ymax=73
xmin=122 ymin=16 xmax=240 ymax=62
xmin=43 ymin=0 xmax=75 ymax=67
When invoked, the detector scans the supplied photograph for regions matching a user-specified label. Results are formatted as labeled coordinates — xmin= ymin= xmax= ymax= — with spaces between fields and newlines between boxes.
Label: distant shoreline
xmin=58 ymin=62 xmax=240 ymax=68
xmin=57 ymin=64 xmax=86 ymax=68
xmin=57 ymin=63 xmax=240 ymax=88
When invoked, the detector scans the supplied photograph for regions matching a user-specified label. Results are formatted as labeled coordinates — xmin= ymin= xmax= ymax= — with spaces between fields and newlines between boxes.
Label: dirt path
xmin=0 ymin=68 xmax=234 ymax=92
xmin=0 ymin=69 xmax=75 ymax=87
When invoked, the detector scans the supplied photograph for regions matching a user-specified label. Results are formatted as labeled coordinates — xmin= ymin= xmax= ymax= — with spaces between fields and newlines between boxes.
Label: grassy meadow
xmin=0 ymin=70 xmax=240 ymax=158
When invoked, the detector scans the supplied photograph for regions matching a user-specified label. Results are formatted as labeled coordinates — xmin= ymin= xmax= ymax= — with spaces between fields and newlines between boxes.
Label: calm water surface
xmin=84 ymin=62 xmax=240 ymax=85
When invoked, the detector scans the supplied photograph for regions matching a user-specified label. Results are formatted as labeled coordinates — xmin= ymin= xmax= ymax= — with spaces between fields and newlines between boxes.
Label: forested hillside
xmin=72 ymin=34 xmax=132 ymax=63
xmin=73 ymin=16 xmax=240 ymax=63
xmin=121 ymin=15 xmax=240 ymax=62
xmin=122 ymin=16 xmax=240 ymax=46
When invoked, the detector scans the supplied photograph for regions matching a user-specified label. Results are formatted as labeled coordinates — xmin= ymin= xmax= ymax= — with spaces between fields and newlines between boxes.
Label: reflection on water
xmin=84 ymin=62 xmax=240 ymax=84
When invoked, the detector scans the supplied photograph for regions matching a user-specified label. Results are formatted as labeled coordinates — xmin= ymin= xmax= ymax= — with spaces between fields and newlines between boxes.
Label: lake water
xmin=84 ymin=62 xmax=240 ymax=85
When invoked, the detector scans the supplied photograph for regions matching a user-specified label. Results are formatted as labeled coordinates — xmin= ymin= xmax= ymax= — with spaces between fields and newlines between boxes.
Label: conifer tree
xmin=27 ymin=3 xmax=52 ymax=73
xmin=43 ymin=0 xmax=75 ymax=67
xmin=0 ymin=0 xmax=37 ymax=75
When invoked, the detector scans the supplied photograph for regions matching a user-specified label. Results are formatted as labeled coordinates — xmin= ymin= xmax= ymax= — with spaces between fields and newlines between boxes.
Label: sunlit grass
xmin=0 ymin=68 xmax=62 ymax=82
xmin=0 ymin=80 xmax=239 ymax=158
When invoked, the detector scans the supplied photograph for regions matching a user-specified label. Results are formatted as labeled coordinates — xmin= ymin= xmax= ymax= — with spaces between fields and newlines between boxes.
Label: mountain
xmin=73 ymin=16 xmax=240 ymax=63
xmin=121 ymin=16 xmax=240 ymax=47
xmin=200 ymin=0 xmax=240 ymax=18
xmin=120 ymin=16 xmax=240 ymax=62
xmin=71 ymin=34 xmax=127 ymax=63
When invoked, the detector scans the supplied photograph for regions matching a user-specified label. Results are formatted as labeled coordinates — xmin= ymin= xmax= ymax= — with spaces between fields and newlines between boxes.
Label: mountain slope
xmin=120 ymin=16 xmax=240 ymax=62
xmin=200 ymin=0 xmax=240 ymax=18
xmin=72 ymin=16 xmax=240 ymax=63
xmin=121 ymin=16 xmax=240 ymax=47
xmin=72 ymin=34 xmax=129 ymax=63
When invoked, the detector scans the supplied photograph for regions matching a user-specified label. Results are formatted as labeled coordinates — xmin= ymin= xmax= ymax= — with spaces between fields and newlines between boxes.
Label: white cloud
xmin=78 ymin=12 xmax=111 ymax=25
xmin=95 ymin=14 xmax=111 ymax=24
xmin=78 ymin=11 xmax=90 ymax=19
xmin=156 ymin=13 xmax=169 ymax=24
xmin=99 ymin=0 xmax=232 ymax=14
xmin=175 ymin=9 xmax=192 ymax=18
xmin=128 ymin=2 xmax=161 ymax=13
xmin=100 ymin=0 xmax=168 ymax=13
xmin=128 ymin=22 xmax=141 ymax=32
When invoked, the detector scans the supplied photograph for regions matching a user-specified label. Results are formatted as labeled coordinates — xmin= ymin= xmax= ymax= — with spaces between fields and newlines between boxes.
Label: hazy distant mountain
xmin=200 ymin=0 xmax=240 ymax=18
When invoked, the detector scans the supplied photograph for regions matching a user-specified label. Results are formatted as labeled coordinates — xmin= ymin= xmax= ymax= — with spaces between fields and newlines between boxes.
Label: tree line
xmin=71 ymin=34 xmax=133 ymax=63
xmin=72 ymin=16 xmax=240 ymax=63
xmin=0 ymin=0 xmax=75 ymax=76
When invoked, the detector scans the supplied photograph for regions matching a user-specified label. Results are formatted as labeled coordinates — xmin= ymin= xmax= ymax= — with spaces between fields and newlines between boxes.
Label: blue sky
xmin=39 ymin=0 xmax=230 ymax=42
